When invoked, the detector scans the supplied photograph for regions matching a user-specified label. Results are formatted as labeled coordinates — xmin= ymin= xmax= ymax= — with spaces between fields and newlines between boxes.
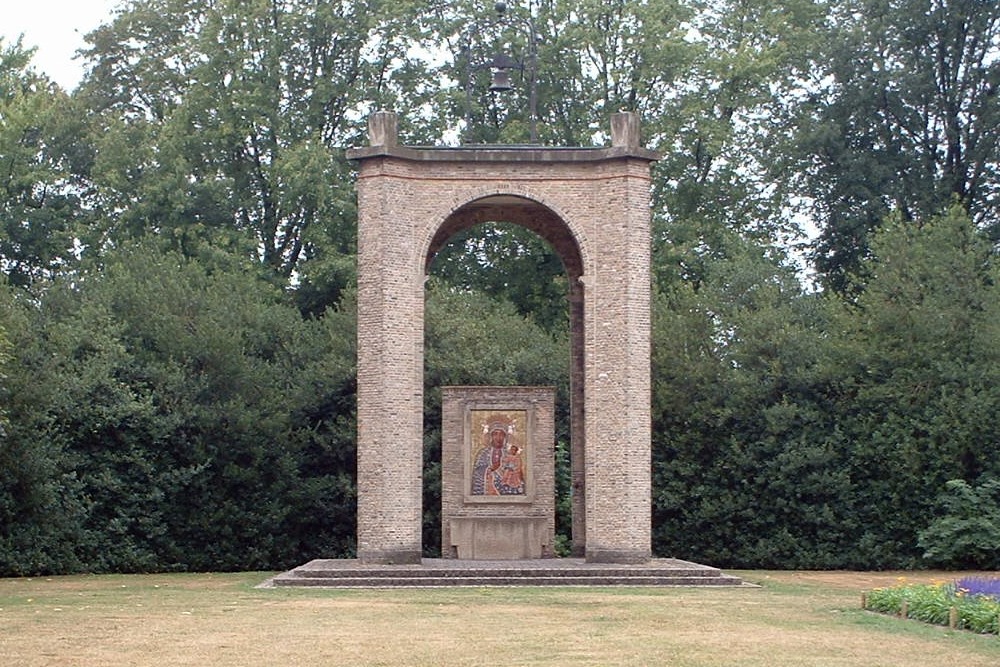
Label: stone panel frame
xmin=463 ymin=407 xmax=535 ymax=505
xmin=349 ymin=111 xmax=658 ymax=564
xmin=441 ymin=386 xmax=555 ymax=559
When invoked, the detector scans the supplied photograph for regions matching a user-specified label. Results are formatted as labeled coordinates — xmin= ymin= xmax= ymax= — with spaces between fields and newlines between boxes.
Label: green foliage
xmin=429 ymin=222 xmax=569 ymax=334
xmin=791 ymin=0 xmax=1000 ymax=293
xmin=840 ymin=208 xmax=1000 ymax=566
xmin=652 ymin=207 xmax=1000 ymax=569
xmin=0 ymin=39 xmax=94 ymax=293
xmin=866 ymin=580 xmax=1000 ymax=635
xmin=0 ymin=240 xmax=358 ymax=575
xmin=0 ymin=284 xmax=92 ymax=574
xmin=0 ymin=307 xmax=8 ymax=434
xmin=651 ymin=0 xmax=825 ymax=253
xmin=77 ymin=0 xmax=423 ymax=289
xmin=918 ymin=479 xmax=1000 ymax=570
xmin=651 ymin=237 xmax=858 ymax=568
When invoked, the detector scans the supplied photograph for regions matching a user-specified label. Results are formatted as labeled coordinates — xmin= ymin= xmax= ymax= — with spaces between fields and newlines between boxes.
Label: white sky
xmin=3 ymin=0 xmax=122 ymax=90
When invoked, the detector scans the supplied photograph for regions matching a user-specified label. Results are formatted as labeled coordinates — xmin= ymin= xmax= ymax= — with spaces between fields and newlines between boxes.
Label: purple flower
xmin=954 ymin=576 xmax=1000 ymax=600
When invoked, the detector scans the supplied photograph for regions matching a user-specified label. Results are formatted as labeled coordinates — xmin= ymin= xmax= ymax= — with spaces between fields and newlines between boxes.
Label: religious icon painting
xmin=469 ymin=409 xmax=528 ymax=497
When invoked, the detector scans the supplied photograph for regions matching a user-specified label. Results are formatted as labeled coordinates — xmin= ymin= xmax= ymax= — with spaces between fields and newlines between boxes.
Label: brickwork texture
xmin=349 ymin=112 xmax=657 ymax=564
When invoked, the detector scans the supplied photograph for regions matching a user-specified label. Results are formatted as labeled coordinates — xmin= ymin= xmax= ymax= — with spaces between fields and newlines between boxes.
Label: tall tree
xmin=77 ymin=0 xmax=431 ymax=287
xmin=649 ymin=0 xmax=827 ymax=292
xmin=790 ymin=0 xmax=1000 ymax=293
xmin=0 ymin=39 xmax=94 ymax=292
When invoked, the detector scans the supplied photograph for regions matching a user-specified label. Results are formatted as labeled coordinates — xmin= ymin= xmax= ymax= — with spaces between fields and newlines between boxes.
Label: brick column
xmin=354 ymin=112 xmax=424 ymax=564
xmin=568 ymin=277 xmax=587 ymax=556
xmin=582 ymin=116 xmax=653 ymax=562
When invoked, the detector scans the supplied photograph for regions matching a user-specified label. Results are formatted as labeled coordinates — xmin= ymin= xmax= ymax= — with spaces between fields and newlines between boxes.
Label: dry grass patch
xmin=1 ymin=570 xmax=999 ymax=666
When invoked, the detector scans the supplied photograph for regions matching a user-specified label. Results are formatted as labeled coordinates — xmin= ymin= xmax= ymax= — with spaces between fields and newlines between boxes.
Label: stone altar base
xmin=262 ymin=558 xmax=749 ymax=588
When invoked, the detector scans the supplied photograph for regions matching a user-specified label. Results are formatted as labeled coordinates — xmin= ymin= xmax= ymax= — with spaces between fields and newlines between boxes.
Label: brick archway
xmin=348 ymin=112 xmax=658 ymax=564
xmin=426 ymin=194 xmax=588 ymax=556
xmin=425 ymin=194 xmax=584 ymax=276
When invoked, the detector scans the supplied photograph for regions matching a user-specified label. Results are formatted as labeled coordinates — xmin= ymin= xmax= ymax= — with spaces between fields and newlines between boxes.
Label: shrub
xmin=918 ymin=479 xmax=1000 ymax=570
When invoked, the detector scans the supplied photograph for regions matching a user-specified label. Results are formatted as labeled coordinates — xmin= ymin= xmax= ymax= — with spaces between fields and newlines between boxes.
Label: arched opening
xmin=425 ymin=195 xmax=584 ymax=279
xmin=422 ymin=195 xmax=586 ymax=557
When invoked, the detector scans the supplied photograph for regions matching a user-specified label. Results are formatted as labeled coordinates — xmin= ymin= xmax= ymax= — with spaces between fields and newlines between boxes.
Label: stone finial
xmin=610 ymin=112 xmax=641 ymax=148
xmin=368 ymin=111 xmax=398 ymax=148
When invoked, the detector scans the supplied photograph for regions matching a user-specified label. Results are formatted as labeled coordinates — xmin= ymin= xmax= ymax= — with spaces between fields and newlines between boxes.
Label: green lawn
xmin=1 ymin=570 xmax=998 ymax=666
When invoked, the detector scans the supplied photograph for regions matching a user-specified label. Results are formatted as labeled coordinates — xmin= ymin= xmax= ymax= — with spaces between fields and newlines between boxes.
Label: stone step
xmin=283 ymin=567 xmax=726 ymax=579
xmin=265 ymin=558 xmax=747 ymax=589
xmin=273 ymin=575 xmax=743 ymax=588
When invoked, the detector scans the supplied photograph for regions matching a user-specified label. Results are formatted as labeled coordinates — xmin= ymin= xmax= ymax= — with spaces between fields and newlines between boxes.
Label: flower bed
xmin=865 ymin=577 xmax=1000 ymax=634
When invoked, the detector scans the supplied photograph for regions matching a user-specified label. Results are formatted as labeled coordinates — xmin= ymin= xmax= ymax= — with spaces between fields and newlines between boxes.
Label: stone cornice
xmin=346 ymin=144 xmax=661 ymax=163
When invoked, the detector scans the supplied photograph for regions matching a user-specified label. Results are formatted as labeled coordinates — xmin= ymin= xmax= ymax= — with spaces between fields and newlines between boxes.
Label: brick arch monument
xmin=347 ymin=111 xmax=659 ymax=564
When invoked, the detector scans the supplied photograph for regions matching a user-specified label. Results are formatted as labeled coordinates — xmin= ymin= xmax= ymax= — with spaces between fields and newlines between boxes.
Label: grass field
xmin=2 ymin=569 xmax=999 ymax=666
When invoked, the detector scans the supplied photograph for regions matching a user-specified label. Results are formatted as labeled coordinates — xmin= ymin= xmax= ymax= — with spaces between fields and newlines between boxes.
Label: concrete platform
xmin=262 ymin=558 xmax=750 ymax=588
